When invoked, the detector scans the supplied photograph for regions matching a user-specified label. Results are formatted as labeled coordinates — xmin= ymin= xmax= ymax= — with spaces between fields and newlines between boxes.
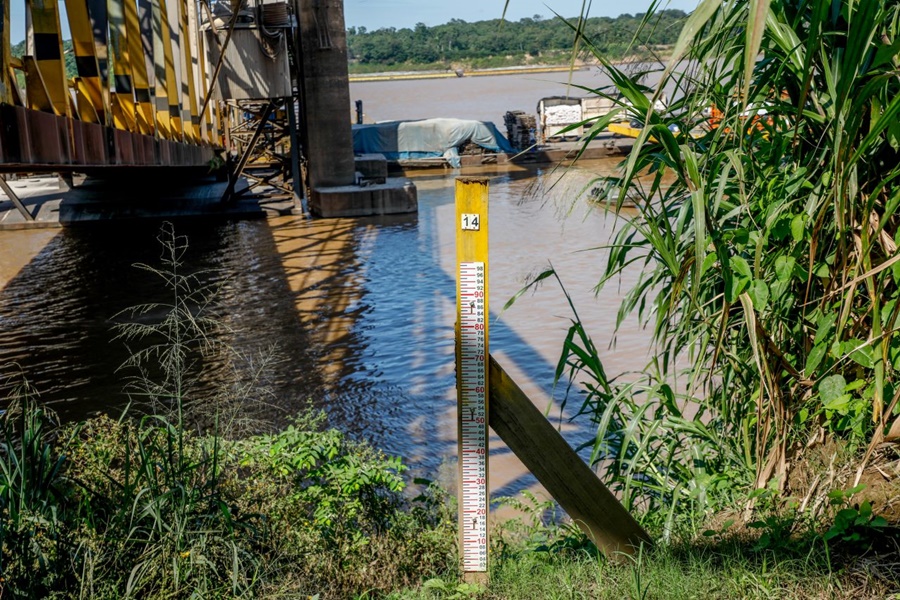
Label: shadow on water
xmin=0 ymin=163 xmax=633 ymax=498
xmin=0 ymin=219 xmax=329 ymax=426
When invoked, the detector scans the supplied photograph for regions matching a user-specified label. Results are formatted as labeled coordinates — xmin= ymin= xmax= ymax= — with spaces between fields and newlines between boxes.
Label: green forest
xmin=346 ymin=10 xmax=688 ymax=71
xmin=10 ymin=38 xmax=76 ymax=79
xmin=9 ymin=11 xmax=687 ymax=79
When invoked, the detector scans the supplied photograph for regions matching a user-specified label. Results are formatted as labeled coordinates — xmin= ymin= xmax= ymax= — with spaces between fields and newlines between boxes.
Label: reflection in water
xmin=0 ymin=160 xmax=650 ymax=498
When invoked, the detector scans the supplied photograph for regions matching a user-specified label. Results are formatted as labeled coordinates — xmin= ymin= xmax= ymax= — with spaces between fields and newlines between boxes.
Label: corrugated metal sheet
xmin=206 ymin=28 xmax=291 ymax=101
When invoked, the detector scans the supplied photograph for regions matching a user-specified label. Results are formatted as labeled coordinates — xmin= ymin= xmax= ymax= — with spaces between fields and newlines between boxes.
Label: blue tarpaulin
xmin=352 ymin=118 xmax=515 ymax=168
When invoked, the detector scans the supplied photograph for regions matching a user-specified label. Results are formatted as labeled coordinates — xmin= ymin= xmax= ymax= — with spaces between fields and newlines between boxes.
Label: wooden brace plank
xmin=488 ymin=356 xmax=652 ymax=558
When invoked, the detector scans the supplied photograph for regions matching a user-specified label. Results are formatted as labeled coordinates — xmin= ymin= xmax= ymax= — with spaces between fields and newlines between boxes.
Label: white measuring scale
xmin=455 ymin=179 xmax=490 ymax=580
xmin=458 ymin=261 xmax=488 ymax=572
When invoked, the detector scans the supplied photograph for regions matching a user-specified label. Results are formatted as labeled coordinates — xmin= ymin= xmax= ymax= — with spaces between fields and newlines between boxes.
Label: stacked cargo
xmin=504 ymin=110 xmax=537 ymax=151
xmin=537 ymin=97 xmax=583 ymax=141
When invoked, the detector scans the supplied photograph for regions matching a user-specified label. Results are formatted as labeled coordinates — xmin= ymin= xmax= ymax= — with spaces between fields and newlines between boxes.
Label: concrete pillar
xmin=295 ymin=0 xmax=356 ymax=189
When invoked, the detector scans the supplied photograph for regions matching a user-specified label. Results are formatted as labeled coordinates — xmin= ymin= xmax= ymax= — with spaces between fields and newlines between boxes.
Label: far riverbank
xmin=349 ymin=64 xmax=589 ymax=83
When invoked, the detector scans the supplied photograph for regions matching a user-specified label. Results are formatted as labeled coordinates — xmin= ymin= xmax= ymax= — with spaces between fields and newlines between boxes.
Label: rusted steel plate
xmin=113 ymin=129 xmax=135 ymax=164
xmin=141 ymin=136 xmax=155 ymax=165
xmin=28 ymin=110 xmax=65 ymax=164
xmin=13 ymin=106 xmax=33 ymax=163
xmin=172 ymin=141 xmax=183 ymax=166
xmin=158 ymin=140 xmax=171 ymax=166
xmin=132 ymin=133 xmax=146 ymax=164
xmin=57 ymin=115 xmax=72 ymax=164
xmin=71 ymin=120 xmax=86 ymax=164
xmin=83 ymin=122 xmax=108 ymax=164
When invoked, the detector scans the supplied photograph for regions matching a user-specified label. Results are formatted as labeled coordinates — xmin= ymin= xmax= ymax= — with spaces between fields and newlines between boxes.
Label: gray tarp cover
xmin=352 ymin=118 xmax=515 ymax=167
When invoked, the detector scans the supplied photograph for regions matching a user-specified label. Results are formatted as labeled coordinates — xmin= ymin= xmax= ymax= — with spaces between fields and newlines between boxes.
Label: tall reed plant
xmin=518 ymin=0 xmax=900 ymax=530
xmin=0 ymin=389 xmax=74 ymax=597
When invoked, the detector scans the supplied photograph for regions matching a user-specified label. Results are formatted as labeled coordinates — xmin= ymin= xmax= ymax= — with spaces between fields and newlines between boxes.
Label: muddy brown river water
xmin=1 ymin=70 xmax=655 ymax=495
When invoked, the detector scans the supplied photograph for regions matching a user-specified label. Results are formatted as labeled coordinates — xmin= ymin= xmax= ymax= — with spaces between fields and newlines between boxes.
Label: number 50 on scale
xmin=455 ymin=178 xmax=490 ymax=581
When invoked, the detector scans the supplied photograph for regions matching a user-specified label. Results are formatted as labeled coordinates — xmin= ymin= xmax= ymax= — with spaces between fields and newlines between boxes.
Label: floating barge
xmin=388 ymin=135 xmax=632 ymax=171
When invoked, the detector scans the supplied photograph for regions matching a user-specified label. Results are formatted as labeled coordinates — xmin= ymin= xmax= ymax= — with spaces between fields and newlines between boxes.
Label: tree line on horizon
xmin=7 ymin=10 xmax=687 ymax=81
xmin=346 ymin=10 xmax=688 ymax=67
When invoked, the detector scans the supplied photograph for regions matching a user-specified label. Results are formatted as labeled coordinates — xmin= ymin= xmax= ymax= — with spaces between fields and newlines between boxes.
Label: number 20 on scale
xmin=455 ymin=178 xmax=490 ymax=581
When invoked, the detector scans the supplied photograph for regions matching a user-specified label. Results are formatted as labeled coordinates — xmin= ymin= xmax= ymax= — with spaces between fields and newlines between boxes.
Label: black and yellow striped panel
xmin=75 ymin=77 xmax=102 ymax=122
xmin=26 ymin=0 xmax=70 ymax=116
xmin=23 ymin=55 xmax=55 ymax=113
xmin=149 ymin=0 xmax=173 ymax=138
xmin=63 ymin=0 xmax=104 ymax=123
xmin=158 ymin=0 xmax=182 ymax=139
xmin=108 ymin=0 xmax=137 ymax=131
xmin=177 ymin=0 xmax=199 ymax=142
xmin=125 ymin=0 xmax=155 ymax=135
xmin=194 ymin=0 xmax=216 ymax=142
xmin=84 ymin=0 xmax=111 ymax=125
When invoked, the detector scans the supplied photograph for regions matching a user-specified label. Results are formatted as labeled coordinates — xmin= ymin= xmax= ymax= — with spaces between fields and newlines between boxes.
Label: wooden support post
xmin=25 ymin=0 xmax=70 ymax=117
xmin=0 ymin=0 xmax=11 ymax=105
xmin=64 ymin=0 xmax=104 ymax=123
xmin=488 ymin=356 xmax=652 ymax=558
xmin=455 ymin=177 xmax=490 ymax=583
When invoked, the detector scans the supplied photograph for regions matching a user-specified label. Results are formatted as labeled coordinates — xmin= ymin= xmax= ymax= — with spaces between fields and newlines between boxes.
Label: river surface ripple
xmin=1 ymin=164 xmax=648 ymax=494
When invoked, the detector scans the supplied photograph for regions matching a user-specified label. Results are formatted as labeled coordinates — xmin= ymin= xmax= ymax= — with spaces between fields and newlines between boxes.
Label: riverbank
xmin=4 ymin=398 xmax=899 ymax=599
xmin=349 ymin=64 xmax=588 ymax=83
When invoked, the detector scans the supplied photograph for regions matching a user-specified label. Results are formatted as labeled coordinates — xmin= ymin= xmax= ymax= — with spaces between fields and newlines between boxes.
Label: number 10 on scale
xmin=455 ymin=177 xmax=490 ymax=580
xmin=459 ymin=261 xmax=488 ymax=572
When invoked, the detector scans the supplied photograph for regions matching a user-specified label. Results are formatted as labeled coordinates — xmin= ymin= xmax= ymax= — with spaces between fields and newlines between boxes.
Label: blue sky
xmin=7 ymin=0 xmax=698 ymax=43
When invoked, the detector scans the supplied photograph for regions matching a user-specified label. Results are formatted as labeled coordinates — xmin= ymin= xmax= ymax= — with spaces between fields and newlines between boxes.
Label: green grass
xmin=391 ymin=535 xmax=900 ymax=600
xmin=0 ymin=402 xmax=456 ymax=598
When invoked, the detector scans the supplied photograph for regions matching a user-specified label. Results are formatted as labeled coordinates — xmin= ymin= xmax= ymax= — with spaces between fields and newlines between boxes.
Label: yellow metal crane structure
xmin=0 ymin=0 xmax=223 ymax=173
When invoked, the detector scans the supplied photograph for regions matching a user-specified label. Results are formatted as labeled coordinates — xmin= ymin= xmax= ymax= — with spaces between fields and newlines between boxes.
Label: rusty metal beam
xmin=0 ymin=176 xmax=35 ymax=221
xmin=222 ymin=101 xmax=274 ymax=204
xmin=198 ymin=0 xmax=244 ymax=123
